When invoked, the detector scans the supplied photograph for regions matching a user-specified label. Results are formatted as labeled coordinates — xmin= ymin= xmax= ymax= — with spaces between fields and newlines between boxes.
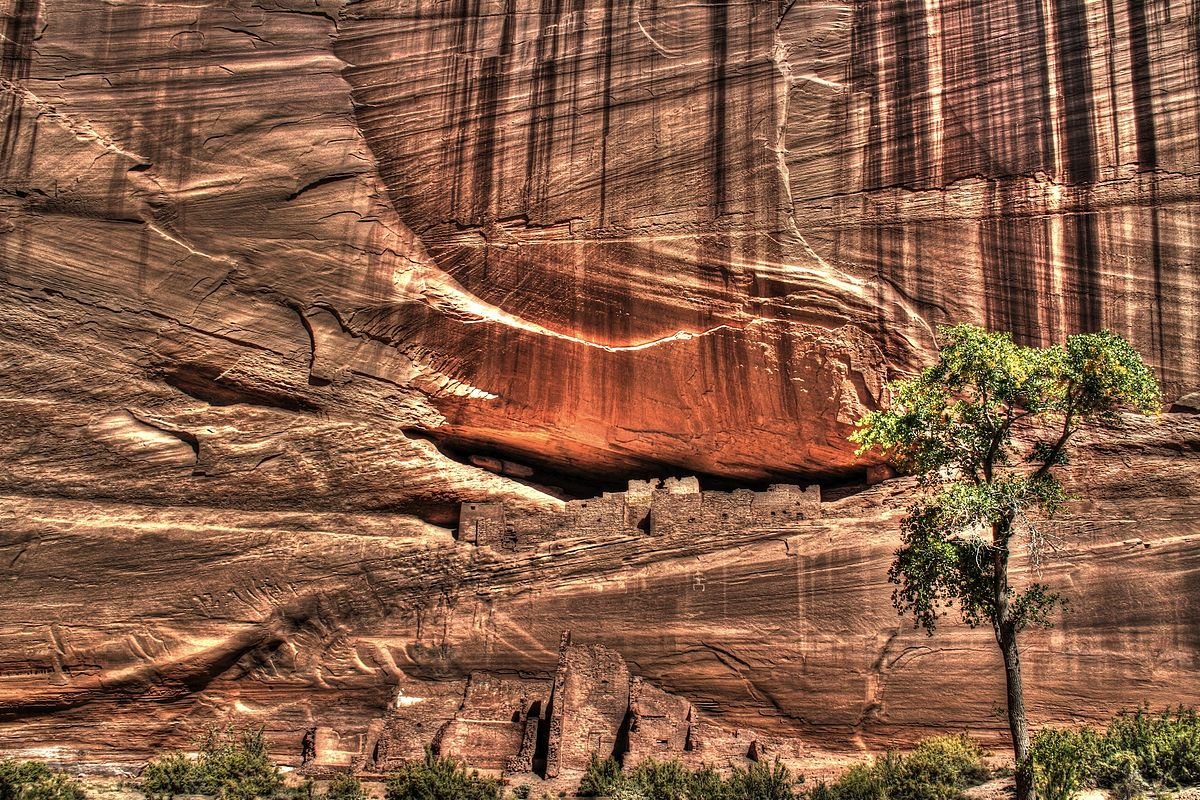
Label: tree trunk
xmin=993 ymin=518 xmax=1035 ymax=800
xmin=999 ymin=622 xmax=1034 ymax=800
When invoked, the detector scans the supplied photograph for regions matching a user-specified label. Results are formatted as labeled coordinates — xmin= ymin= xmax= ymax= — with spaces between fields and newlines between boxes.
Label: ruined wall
xmin=434 ymin=674 xmax=548 ymax=771
xmin=624 ymin=677 xmax=695 ymax=770
xmin=546 ymin=635 xmax=630 ymax=776
xmin=458 ymin=479 xmax=821 ymax=551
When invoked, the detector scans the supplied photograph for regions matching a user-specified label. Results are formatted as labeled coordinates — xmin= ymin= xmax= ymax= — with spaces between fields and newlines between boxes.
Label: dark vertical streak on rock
xmin=471 ymin=0 xmax=517 ymax=225
xmin=1125 ymin=0 xmax=1165 ymax=364
xmin=1067 ymin=211 xmax=1103 ymax=331
xmin=890 ymin=0 xmax=929 ymax=188
xmin=968 ymin=3 xmax=992 ymax=172
xmin=941 ymin=1 xmax=995 ymax=181
xmin=1148 ymin=192 xmax=1166 ymax=367
xmin=445 ymin=0 xmax=482 ymax=225
xmin=710 ymin=0 xmax=729 ymax=217
xmin=1018 ymin=0 xmax=1056 ymax=175
xmin=982 ymin=184 xmax=1039 ymax=344
xmin=1 ymin=0 xmax=39 ymax=171
xmin=597 ymin=0 xmax=616 ymax=225
xmin=566 ymin=0 xmax=587 ymax=155
xmin=1052 ymin=0 xmax=1102 ymax=330
xmin=525 ymin=0 xmax=565 ymax=218
xmin=848 ymin=1 xmax=882 ymax=192
xmin=1033 ymin=216 xmax=1060 ymax=343
xmin=0 ymin=0 xmax=36 ymax=80
xmin=1190 ymin=0 xmax=1200 ymax=165
xmin=847 ymin=2 xmax=888 ymax=327
xmin=1126 ymin=0 xmax=1158 ymax=170
xmin=704 ymin=0 xmax=731 ymax=292
xmin=1052 ymin=0 xmax=1097 ymax=184
xmin=1103 ymin=0 xmax=1122 ymax=167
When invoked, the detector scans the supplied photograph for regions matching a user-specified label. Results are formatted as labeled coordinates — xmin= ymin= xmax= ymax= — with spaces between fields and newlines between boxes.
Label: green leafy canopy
xmin=851 ymin=324 xmax=1160 ymax=634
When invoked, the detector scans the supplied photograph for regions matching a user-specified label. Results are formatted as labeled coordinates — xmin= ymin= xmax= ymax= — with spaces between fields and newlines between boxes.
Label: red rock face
xmin=1 ymin=0 xmax=1199 ymax=776
xmin=0 ymin=416 xmax=1197 ymax=771
xmin=3 ymin=1 xmax=1197 ymax=494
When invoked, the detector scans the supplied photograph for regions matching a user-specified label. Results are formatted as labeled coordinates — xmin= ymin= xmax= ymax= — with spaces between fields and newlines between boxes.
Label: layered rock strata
xmin=0 ymin=415 xmax=1197 ymax=772
xmin=4 ymin=0 xmax=1198 ymax=499
xmin=2 ymin=0 xmax=1200 ymax=776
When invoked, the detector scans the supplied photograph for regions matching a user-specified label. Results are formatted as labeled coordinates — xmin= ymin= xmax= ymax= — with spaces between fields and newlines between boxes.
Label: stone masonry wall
xmin=458 ymin=479 xmax=821 ymax=552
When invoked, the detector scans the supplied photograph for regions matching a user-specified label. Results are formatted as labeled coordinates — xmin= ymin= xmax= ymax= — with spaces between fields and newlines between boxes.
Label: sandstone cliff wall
xmin=1 ymin=0 xmax=1199 ymax=771
xmin=4 ymin=0 xmax=1198 ymax=495
xmin=0 ymin=417 xmax=1197 ymax=768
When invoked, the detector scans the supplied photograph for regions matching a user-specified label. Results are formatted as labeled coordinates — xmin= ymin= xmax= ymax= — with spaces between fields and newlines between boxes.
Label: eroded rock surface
xmin=1 ymin=0 xmax=1199 ymax=776
xmin=1 ymin=415 xmax=1197 ymax=773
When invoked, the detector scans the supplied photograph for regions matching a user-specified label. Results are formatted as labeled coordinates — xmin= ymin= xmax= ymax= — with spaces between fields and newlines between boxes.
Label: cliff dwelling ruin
xmin=302 ymin=632 xmax=800 ymax=782
xmin=459 ymin=477 xmax=822 ymax=551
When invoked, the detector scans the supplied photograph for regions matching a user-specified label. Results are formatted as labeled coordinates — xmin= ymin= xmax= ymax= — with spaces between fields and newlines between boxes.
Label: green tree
xmin=851 ymin=324 xmax=1160 ymax=800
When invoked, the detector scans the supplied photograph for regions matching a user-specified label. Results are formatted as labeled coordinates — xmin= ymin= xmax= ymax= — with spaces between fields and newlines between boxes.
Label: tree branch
xmin=1031 ymin=385 xmax=1078 ymax=480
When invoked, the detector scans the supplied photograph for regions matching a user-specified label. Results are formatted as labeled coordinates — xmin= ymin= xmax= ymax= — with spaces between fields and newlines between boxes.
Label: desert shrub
xmin=383 ymin=748 xmax=500 ymax=800
xmin=1030 ymin=707 xmax=1200 ymax=799
xmin=606 ymin=788 xmax=646 ymax=800
xmin=278 ymin=779 xmax=315 ymax=800
xmin=577 ymin=755 xmax=624 ymax=798
xmin=321 ymin=775 xmax=361 ymax=800
xmin=805 ymin=764 xmax=887 ymax=800
xmin=887 ymin=735 xmax=988 ymax=800
xmin=1099 ymin=707 xmax=1200 ymax=789
xmin=141 ymin=752 xmax=197 ymax=800
xmin=683 ymin=765 xmax=728 ymax=800
xmin=577 ymin=755 xmax=801 ymax=800
xmin=0 ymin=762 xmax=85 ymax=800
xmin=189 ymin=727 xmax=282 ymax=800
xmin=1103 ymin=752 xmax=1152 ymax=800
xmin=1030 ymin=727 xmax=1101 ymax=800
xmin=624 ymin=760 xmax=693 ymax=800
xmin=724 ymin=759 xmax=800 ymax=800
xmin=140 ymin=726 xmax=282 ymax=800
xmin=320 ymin=775 xmax=364 ymax=800
xmin=804 ymin=735 xmax=987 ymax=800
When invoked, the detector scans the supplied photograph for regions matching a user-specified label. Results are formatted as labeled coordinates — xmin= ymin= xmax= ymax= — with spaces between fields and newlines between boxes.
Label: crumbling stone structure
xmin=355 ymin=632 xmax=799 ymax=781
xmin=434 ymin=673 xmax=550 ymax=771
xmin=544 ymin=632 xmax=631 ymax=777
xmin=458 ymin=478 xmax=821 ymax=551
xmin=623 ymin=677 xmax=695 ymax=769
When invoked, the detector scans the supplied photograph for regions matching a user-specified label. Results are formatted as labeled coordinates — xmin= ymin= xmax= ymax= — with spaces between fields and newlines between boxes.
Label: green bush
xmin=1030 ymin=727 xmax=1101 ymax=800
xmin=682 ymin=766 xmax=728 ymax=800
xmin=1101 ymin=707 xmax=1200 ymax=789
xmin=140 ymin=726 xmax=282 ymax=800
xmin=321 ymin=775 xmax=365 ymax=800
xmin=888 ymin=735 xmax=988 ymax=800
xmin=804 ymin=735 xmax=988 ymax=800
xmin=1032 ymin=707 xmax=1200 ymax=799
xmin=0 ymin=762 xmax=85 ymax=800
xmin=1103 ymin=752 xmax=1151 ymax=800
xmin=577 ymin=754 xmax=800 ymax=800
xmin=724 ymin=759 xmax=800 ymax=800
xmin=577 ymin=755 xmax=624 ymax=798
xmin=383 ymin=748 xmax=500 ymax=800
xmin=623 ymin=760 xmax=692 ymax=800
xmin=141 ymin=752 xmax=197 ymax=800
xmin=806 ymin=764 xmax=887 ymax=800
